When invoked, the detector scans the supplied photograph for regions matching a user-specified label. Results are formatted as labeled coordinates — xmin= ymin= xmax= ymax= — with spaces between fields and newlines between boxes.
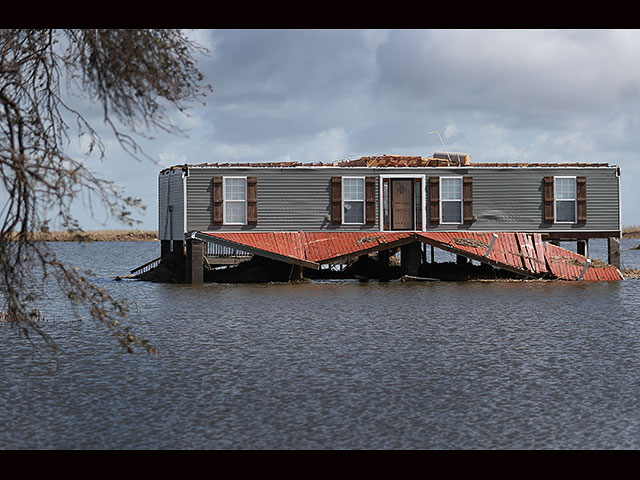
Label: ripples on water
xmin=1 ymin=239 xmax=640 ymax=449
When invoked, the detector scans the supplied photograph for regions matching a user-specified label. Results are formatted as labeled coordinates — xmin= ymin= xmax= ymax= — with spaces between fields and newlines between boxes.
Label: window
xmin=440 ymin=177 xmax=462 ymax=224
xmin=555 ymin=176 xmax=576 ymax=223
xmin=224 ymin=177 xmax=247 ymax=225
xmin=342 ymin=177 xmax=365 ymax=224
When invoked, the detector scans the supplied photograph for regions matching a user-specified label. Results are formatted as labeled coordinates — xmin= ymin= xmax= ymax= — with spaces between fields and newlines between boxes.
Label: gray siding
xmin=446 ymin=166 xmax=620 ymax=232
xmin=158 ymin=169 xmax=185 ymax=240
xmin=186 ymin=167 xmax=379 ymax=232
xmin=182 ymin=165 xmax=620 ymax=234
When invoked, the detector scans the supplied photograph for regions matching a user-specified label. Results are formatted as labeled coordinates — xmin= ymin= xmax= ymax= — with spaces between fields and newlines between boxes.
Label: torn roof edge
xmin=159 ymin=154 xmax=614 ymax=174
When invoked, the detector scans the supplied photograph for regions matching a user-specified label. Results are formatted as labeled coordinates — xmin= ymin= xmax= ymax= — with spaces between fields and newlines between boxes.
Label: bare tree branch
xmin=0 ymin=29 xmax=212 ymax=353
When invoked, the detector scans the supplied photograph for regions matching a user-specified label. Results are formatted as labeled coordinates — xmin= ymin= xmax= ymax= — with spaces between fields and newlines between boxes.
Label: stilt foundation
xmin=186 ymin=238 xmax=204 ymax=284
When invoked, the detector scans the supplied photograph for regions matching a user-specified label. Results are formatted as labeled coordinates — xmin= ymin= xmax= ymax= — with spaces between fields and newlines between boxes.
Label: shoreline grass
xmin=8 ymin=230 xmax=159 ymax=242
xmin=623 ymin=226 xmax=640 ymax=239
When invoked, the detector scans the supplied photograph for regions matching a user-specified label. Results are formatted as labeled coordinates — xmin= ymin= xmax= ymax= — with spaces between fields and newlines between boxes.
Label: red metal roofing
xmin=301 ymin=231 xmax=414 ymax=263
xmin=415 ymin=231 xmax=622 ymax=281
xmin=543 ymin=242 xmax=623 ymax=281
xmin=198 ymin=231 xmax=623 ymax=281
xmin=199 ymin=232 xmax=307 ymax=262
xmin=200 ymin=231 xmax=413 ymax=265
xmin=415 ymin=232 xmax=535 ymax=277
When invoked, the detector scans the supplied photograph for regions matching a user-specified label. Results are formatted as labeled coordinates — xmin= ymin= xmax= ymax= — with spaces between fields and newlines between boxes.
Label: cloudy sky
xmin=73 ymin=29 xmax=640 ymax=229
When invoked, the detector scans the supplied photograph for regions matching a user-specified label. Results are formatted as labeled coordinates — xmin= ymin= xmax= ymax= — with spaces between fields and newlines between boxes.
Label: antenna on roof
xmin=427 ymin=130 xmax=454 ymax=165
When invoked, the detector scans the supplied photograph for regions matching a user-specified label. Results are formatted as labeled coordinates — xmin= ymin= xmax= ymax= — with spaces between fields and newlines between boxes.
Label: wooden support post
xmin=456 ymin=255 xmax=468 ymax=266
xmin=186 ymin=238 xmax=204 ymax=285
xmin=172 ymin=240 xmax=185 ymax=255
xmin=430 ymin=245 xmax=435 ymax=264
xmin=377 ymin=249 xmax=390 ymax=281
xmin=401 ymin=242 xmax=421 ymax=276
xmin=289 ymin=264 xmax=302 ymax=282
xmin=577 ymin=239 xmax=589 ymax=257
xmin=608 ymin=237 xmax=621 ymax=269
xmin=161 ymin=240 xmax=171 ymax=258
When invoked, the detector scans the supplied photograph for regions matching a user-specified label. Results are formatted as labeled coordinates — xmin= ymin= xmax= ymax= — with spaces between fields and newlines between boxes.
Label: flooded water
xmin=1 ymin=238 xmax=640 ymax=449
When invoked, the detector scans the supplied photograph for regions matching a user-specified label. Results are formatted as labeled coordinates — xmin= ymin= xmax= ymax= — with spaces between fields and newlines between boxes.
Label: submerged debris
xmin=622 ymin=268 xmax=640 ymax=278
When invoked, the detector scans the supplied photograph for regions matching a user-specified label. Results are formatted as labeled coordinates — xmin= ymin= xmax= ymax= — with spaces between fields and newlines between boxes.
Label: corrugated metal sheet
xmin=199 ymin=231 xmax=413 ymax=266
xmin=543 ymin=242 xmax=623 ymax=281
xmin=198 ymin=230 xmax=623 ymax=281
xmin=302 ymin=232 xmax=414 ymax=263
xmin=415 ymin=232 xmax=623 ymax=281
xmin=200 ymin=232 xmax=307 ymax=262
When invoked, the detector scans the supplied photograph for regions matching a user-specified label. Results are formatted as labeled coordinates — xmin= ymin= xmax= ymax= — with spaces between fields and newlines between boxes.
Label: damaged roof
xmin=160 ymin=153 xmax=611 ymax=174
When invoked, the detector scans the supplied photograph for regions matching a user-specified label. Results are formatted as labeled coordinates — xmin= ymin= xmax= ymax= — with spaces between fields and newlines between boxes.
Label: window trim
xmin=223 ymin=176 xmax=248 ymax=225
xmin=341 ymin=176 xmax=366 ymax=225
xmin=554 ymin=176 xmax=577 ymax=224
xmin=439 ymin=176 xmax=463 ymax=225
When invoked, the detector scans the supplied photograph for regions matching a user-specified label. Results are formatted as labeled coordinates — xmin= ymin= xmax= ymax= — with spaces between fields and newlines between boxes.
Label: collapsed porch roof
xmin=192 ymin=231 xmax=623 ymax=281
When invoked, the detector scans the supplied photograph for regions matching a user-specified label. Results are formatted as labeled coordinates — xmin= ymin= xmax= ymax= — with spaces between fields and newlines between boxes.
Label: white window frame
xmin=223 ymin=176 xmax=248 ymax=225
xmin=342 ymin=176 xmax=366 ymax=225
xmin=554 ymin=176 xmax=577 ymax=224
xmin=440 ymin=176 xmax=463 ymax=225
xmin=378 ymin=174 xmax=426 ymax=232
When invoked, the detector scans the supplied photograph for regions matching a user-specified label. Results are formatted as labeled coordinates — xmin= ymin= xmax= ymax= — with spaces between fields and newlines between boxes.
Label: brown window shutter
xmin=414 ymin=178 xmax=423 ymax=230
xmin=383 ymin=178 xmax=390 ymax=230
xmin=543 ymin=176 xmax=554 ymax=223
xmin=365 ymin=176 xmax=376 ymax=225
xmin=212 ymin=176 xmax=223 ymax=225
xmin=577 ymin=176 xmax=587 ymax=223
xmin=331 ymin=176 xmax=342 ymax=224
xmin=247 ymin=176 xmax=258 ymax=225
xmin=429 ymin=176 xmax=440 ymax=224
xmin=463 ymin=176 xmax=474 ymax=224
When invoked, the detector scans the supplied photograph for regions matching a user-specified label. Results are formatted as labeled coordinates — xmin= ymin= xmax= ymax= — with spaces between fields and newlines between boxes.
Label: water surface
xmin=1 ymin=239 xmax=640 ymax=449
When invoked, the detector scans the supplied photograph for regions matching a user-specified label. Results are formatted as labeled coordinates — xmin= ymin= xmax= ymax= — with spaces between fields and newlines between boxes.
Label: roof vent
xmin=433 ymin=151 xmax=471 ymax=165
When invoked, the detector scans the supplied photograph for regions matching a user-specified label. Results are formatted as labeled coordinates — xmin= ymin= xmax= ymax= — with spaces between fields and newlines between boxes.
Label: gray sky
xmin=73 ymin=29 xmax=640 ymax=229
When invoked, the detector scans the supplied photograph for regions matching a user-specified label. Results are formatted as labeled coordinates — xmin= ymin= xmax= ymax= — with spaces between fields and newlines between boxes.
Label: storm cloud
xmin=75 ymin=29 xmax=640 ymax=228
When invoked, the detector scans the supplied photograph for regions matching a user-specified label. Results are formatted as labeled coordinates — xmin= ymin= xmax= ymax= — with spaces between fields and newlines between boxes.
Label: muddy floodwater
xmin=1 ymin=239 xmax=640 ymax=449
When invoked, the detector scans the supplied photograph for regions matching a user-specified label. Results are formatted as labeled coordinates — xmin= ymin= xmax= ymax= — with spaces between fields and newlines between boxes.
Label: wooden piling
xmin=161 ymin=240 xmax=171 ymax=258
xmin=186 ymin=238 xmax=204 ymax=284
xmin=172 ymin=240 xmax=185 ymax=255
xmin=401 ymin=243 xmax=421 ymax=276
xmin=608 ymin=237 xmax=621 ymax=269
xmin=377 ymin=249 xmax=390 ymax=281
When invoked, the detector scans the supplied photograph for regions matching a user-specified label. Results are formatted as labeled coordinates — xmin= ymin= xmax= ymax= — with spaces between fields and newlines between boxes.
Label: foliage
xmin=0 ymin=29 xmax=211 ymax=353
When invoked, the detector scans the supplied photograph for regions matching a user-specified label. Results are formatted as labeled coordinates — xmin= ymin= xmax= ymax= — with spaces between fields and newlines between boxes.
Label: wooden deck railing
xmin=130 ymin=256 xmax=162 ymax=275
xmin=205 ymin=242 xmax=251 ymax=258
